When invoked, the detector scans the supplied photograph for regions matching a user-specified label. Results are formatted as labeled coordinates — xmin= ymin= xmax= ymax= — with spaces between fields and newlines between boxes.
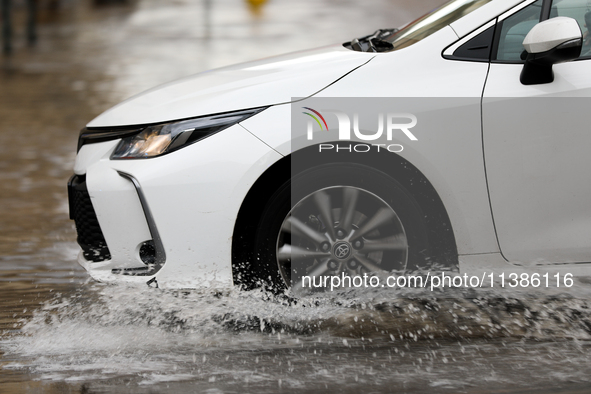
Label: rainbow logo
xmin=302 ymin=107 xmax=329 ymax=131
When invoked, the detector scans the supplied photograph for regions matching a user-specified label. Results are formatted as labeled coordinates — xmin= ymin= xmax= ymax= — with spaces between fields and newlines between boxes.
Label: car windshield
xmin=386 ymin=0 xmax=493 ymax=50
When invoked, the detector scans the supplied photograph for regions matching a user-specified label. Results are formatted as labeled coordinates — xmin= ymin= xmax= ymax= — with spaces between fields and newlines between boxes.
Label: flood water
xmin=1 ymin=0 xmax=591 ymax=393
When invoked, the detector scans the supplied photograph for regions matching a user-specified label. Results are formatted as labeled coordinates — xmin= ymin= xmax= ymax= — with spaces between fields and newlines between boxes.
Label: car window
xmin=495 ymin=0 xmax=544 ymax=62
xmin=550 ymin=0 xmax=591 ymax=58
xmin=387 ymin=0 xmax=493 ymax=50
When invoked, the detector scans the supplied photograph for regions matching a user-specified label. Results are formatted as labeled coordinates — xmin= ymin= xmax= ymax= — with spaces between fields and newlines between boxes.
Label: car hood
xmin=87 ymin=45 xmax=373 ymax=128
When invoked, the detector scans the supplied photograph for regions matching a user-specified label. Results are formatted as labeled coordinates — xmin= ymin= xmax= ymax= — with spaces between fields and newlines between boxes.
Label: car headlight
xmin=110 ymin=107 xmax=267 ymax=159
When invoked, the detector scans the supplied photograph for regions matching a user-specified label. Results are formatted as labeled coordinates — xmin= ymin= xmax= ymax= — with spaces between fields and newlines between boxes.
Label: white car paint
xmin=72 ymin=0 xmax=591 ymax=288
xmin=523 ymin=16 xmax=581 ymax=53
xmin=77 ymin=124 xmax=281 ymax=288
xmin=87 ymin=46 xmax=374 ymax=128
xmin=483 ymin=56 xmax=591 ymax=263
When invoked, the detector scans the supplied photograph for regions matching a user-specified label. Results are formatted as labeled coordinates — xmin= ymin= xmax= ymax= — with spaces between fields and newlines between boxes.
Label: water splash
xmin=2 ymin=283 xmax=591 ymax=391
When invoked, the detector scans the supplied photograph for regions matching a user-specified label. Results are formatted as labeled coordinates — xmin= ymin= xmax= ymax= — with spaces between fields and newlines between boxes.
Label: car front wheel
xmin=254 ymin=164 xmax=429 ymax=291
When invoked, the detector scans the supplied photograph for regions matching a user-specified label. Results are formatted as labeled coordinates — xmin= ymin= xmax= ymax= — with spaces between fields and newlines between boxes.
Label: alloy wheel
xmin=276 ymin=186 xmax=408 ymax=289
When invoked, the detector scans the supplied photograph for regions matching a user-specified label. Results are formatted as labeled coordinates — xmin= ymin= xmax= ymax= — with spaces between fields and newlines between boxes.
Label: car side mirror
xmin=520 ymin=17 xmax=582 ymax=85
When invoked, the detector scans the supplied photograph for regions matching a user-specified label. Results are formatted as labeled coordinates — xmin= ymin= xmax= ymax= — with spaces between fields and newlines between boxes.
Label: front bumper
xmin=69 ymin=124 xmax=282 ymax=289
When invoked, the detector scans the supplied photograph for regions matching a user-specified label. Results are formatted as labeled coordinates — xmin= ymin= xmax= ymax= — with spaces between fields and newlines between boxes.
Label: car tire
xmin=253 ymin=163 xmax=429 ymax=291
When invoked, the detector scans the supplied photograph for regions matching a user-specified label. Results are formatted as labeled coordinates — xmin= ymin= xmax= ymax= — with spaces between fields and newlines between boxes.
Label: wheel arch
xmin=231 ymin=143 xmax=458 ymax=288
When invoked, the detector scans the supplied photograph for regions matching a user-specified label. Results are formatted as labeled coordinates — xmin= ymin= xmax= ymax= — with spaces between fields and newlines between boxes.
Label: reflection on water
xmin=2 ymin=0 xmax=591 ymax=392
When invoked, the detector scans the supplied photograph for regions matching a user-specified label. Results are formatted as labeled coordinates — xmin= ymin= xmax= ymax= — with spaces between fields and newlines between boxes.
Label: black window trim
xmin=442 ymin=0 xmax=543 ymax=63
xmin=442 ymin=18 xmax=498 ymax=62
xmin=443 ymin=0 xmax=589 ymax=64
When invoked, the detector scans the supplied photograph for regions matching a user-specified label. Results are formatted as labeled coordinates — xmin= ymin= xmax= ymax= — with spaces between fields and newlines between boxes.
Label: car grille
xmin=68 ymin=174 xmax=112 ymax=262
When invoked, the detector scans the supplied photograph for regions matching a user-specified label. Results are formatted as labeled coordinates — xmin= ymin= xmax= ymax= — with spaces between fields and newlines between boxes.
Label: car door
xmin=482 ymin=0 xmax=591 ymax=263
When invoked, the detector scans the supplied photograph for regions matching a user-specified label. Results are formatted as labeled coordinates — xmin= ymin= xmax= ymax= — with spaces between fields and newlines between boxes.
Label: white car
xmin=69 ymin=0 xmax=591 ymax=289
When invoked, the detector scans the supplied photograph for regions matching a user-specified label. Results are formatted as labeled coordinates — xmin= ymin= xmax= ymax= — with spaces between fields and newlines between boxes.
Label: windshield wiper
xmin=344 ymin=28 xmax=397 ymax=53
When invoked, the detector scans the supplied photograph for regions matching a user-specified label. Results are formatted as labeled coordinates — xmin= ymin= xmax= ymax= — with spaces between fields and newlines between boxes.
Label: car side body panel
xmin=483 ymin=60 xmax=591 ymax=263
xmin=245 ymin=27 xmax=500 ymax=257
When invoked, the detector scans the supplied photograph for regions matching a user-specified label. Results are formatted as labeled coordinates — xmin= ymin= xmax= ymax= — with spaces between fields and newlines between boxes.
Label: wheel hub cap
xmin=332 ymin=241 xmax=352 ymax=260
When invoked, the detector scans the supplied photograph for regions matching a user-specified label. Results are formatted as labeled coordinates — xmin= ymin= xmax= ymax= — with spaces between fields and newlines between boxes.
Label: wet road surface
xmin=1 ymin=0 xmax=591 ymax=392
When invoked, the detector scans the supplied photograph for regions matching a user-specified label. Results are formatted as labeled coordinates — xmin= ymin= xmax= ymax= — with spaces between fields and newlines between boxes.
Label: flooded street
xmin=2 ymin=0 xmax=591 ymax=392
xmin=4 ymin=285 xmax=591 ymax=393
